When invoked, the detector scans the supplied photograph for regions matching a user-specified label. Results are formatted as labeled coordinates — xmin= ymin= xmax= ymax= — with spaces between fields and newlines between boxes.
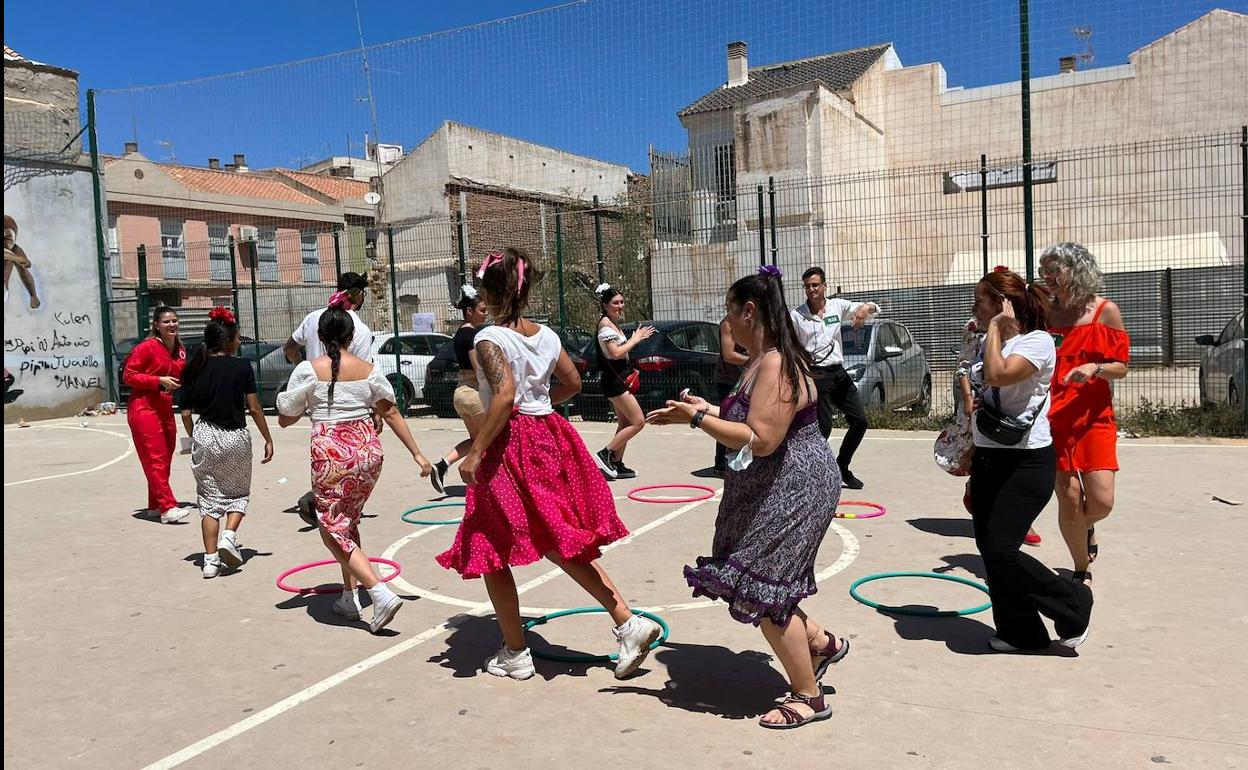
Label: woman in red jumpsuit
xmin=124 ymin=306 xmax=189 ymax=523
xmin=1041 ymin=244 xmax=1130 ymax=584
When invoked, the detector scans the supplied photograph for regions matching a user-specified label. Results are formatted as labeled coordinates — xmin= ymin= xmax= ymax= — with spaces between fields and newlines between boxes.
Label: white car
xmin=1197 ymin=310 xmax=1245 ymax=407
xmin=371 ymin=332 xmax=452 ymax=407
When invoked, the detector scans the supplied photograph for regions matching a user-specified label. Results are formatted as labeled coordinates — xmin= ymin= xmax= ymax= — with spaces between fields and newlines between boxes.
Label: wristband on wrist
xmin=691 ymin=409 xmax=708 ymax=429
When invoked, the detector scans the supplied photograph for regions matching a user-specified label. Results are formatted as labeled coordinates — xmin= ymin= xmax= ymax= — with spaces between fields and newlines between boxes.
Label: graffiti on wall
xmin=3 ymin=167 xmax=105 ymax=418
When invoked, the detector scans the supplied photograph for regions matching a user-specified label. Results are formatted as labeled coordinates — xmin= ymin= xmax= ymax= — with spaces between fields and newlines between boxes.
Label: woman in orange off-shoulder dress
xmin=1041 ymin=243 xmax=1130 ymax=585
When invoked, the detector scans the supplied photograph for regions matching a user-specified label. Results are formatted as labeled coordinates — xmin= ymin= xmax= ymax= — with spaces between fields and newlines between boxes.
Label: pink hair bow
xmin=476 ymin=251 xmax=525 ymax=292
xmin=328 ymin=290 xmax=354 ymax=310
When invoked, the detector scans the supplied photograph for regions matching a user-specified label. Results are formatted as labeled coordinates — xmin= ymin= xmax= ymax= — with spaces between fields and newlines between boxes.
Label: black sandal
xmin=811 ymin=631 xmax=849 ymax=682
xmin=1087 ymin=527 xmax=1098 ymax=563
xmin=1072 ymin=570 xmax=1092 ymax=583
xmin=758 ymin=692 xmax=834 ymax=730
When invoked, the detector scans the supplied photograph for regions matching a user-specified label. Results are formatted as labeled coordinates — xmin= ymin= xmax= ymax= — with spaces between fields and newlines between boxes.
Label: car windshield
xmin=840 ymin=325 xmax=872 ymax=356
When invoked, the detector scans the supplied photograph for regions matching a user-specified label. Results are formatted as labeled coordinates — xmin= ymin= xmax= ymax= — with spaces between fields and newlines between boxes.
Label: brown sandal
xmin=759 ymin=692 xmax=834 ymax=730
xmin=811 ymin=631 xmax=850 ymax=682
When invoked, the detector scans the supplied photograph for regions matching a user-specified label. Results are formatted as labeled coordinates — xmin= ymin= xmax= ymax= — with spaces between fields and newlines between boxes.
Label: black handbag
xmin=974 ymin=386 xmax=1047 ymax=446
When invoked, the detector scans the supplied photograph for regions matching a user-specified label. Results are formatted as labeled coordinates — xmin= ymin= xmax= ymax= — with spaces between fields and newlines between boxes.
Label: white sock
xmin=367 ymin=583 xmax=395 ymax=605
xmin=223 ymin=529 xmax=237 ymax=542
xmin=204 ymin=552 xmax=220 ymax=564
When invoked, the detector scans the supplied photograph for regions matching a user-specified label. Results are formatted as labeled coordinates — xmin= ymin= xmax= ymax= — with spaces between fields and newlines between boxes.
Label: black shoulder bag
xmin=974 ymin=385 xmax=1047 ymax=446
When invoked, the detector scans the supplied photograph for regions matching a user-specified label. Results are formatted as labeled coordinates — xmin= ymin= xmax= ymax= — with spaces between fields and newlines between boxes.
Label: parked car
xmin=115 ymin=334 xmax=269 ymax=405
xmin=840 ymin=318 xmax=931 ymax=413
xmin=1197 ymin=309 xmax=1245 ymax=406
xmin=371 ymin=332 xmax=452 ymax=407
xmin=577 ymin=320 xmax=722 ymax=421
xmin=422 ymin=325 xmax=593 ymax=418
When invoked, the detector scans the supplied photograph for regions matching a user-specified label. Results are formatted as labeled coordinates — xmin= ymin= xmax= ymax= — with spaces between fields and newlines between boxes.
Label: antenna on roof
xmin=1073 ymin=26 xmax=1095 ymax=67
xmin=156 ymin=139 xmax=176 ymax=162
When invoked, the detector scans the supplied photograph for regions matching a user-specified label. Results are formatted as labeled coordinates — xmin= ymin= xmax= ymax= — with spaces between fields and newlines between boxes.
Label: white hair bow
xmin=595 ymin=283 xmax=611 ymax=295
xmin=461 ymin=285 xmax=478 ymax=299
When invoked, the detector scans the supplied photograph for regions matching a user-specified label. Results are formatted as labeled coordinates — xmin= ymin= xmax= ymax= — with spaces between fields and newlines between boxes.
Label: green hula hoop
xmin=523 ymin=607 xmax=670 ymax=663
xmin=849 ymin=571 xmax=992 ymax=617
xmin=400 ymin=502 xmax=465 ymax=526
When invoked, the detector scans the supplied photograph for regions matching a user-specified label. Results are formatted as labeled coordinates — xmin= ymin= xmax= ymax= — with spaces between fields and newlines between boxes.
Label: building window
xmin=712 ymin=144 xmax=737 ymax=226
xmin=209 ymin=223 xmax=231 ymax=281
xmin=301 ymin=233 xmax=320 ymax=283
xmin=107 ymin=215 xmax=122 ymax=278
xmin=160 ymin=218 xmax=186 ymax=279
xmin=257 ymin=225 xmax=278 ymax=282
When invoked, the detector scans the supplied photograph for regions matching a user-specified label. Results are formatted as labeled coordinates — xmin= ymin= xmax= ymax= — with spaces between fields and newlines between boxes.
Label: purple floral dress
xmin=684 ymin=384 xmax=841 ymax=626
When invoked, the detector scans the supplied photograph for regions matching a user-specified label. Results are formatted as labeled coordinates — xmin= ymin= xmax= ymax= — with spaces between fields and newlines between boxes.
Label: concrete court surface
xmin=4 ymin=415 xmax=1247 ymax=769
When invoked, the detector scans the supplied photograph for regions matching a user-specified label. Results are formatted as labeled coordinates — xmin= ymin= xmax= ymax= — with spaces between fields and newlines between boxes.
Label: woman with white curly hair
xmin=1040 ymin=242 xmax=1130 ymax=584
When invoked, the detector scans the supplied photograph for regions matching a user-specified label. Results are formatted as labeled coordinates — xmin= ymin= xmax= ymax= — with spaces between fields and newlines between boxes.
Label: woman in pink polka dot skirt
xmin=436 ymin=248 xmax=661 ymax=682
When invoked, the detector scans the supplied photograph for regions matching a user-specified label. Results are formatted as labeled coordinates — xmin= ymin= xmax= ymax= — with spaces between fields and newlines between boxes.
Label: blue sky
xmin=6 ymin=0 xmax=1242 ymax=172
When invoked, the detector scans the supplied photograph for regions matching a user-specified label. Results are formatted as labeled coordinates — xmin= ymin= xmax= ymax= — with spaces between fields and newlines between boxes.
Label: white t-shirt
xmin=971 ymin=330 xmax=1055 ymax=449
xmin=475 ymin=325 xmax=562 ymax=416
xmin=276 ymin=360 xmax=394 ymax=423
xmin=791 ymin=298 xmax=881 ymax=367
xmin=291 ymin=308 xmax=373 ymax=361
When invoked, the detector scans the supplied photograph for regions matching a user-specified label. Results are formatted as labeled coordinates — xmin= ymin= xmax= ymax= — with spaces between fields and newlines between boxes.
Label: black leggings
xmin=813 ymin=364 xmax=869 ymax=470
xmin=970 ymin=446 xmax=1091 ymax=648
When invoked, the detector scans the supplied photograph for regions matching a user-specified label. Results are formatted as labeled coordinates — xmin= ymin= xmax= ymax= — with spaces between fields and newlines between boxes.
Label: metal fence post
xmin=456 ymin=210 xmax=468 ymax=289
xmin=332 ymin=229 xmax=343 ymax=281
xmin=248 ymin=247 xmax=261 ymax=369
xmin=1162 ymin=267 xmax=1175 ymax=368
xmin=1240 ymin=125 xmax=1247 ymax=426
xmin=980 ymin=153 xmax=990 ymax=276
xmin=593 ymin=195 xmax=605 ymax=284
xmin=386 ymin=225 xmax=407 ymax=412
xmin=756 ymin=184 xmax=766 ymax=267
xmin=136 ymin=244 xmax=150 ymax=336
xmin=227 ymin=235 xmax=240 ymax=317
xmin=1019 ymin=0 xmax=1036 ymax=282
xmin=555 ymin=210 xmax=570 ymax=418
xmin=86 ymin=89 xmax=118 ymax=402
xmin=768 ymin=176 xmax=779 ymax=266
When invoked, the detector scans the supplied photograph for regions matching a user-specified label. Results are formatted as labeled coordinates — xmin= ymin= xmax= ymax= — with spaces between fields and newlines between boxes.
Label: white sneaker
xmin=202 ymin=556 xmax=221 ymax=579
xmin=160 ymin=507 xmax=189 ymax=524
xmin=1060 ymin=623 xmax=1091 ymax=649
xmin=217 ymin=534 xmax=242 ymax=568
xmin=613 ymin=615 xmax=662 ymax=679
xmin=369 ymin=592 xmax=402 ymax=634
xmin=332 ymin=594 xmax=362 ymax=621
xmin=988 ymin=636 xmax=1020 ymax=652
xmin=485 ymin=645 xmax=535 ymax=680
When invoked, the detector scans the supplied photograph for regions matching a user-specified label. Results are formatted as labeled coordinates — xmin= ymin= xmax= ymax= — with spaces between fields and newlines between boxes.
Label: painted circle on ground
xmin=627 ymin=484 xmax=716 ymax=504
xmin=523 ymin=607 xmax=670 ymax=663
xmin=849 ymin=571 xmax=991 ymax=617
xmin=835 ymin=500 xmax=887 ymax=519
xmin=276 ymin=557 xmax=402 ymax=595
xmin=401 ymin=502 xmax=464 ymax=526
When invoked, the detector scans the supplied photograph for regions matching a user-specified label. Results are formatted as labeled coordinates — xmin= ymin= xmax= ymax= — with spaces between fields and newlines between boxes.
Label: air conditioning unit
xmin=238 ymin=226 xmax=259 ymax=242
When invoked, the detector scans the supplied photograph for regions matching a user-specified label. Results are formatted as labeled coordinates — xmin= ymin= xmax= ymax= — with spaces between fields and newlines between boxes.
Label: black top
xmin=179 ymin=356 xmax=256 ymax=430
xmin=453 ymin=325 xmax=480 ymax=371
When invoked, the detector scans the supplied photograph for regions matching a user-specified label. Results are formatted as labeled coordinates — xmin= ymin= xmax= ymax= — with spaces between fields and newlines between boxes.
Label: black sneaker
xmin=840 ymin=469 xmax=865 ymax=490
xmin=615 ymin=461 xmax=637 ymax=480
xmin=430 ymin=461 xmax=447 ymax=494
xmin=594 ymin=448 xmax=619 ymax=480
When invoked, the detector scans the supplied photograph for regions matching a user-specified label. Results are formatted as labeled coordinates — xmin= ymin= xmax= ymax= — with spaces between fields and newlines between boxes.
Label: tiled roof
xmin=270 ymin=169 xmax=371 ymax=201
xmin=159 ymin=165 xmax=324 ymax=204
xmin=678 ymin=43 xmax=891 ymax=117
xmin=4 ymin=44 xmax=25 ymax=61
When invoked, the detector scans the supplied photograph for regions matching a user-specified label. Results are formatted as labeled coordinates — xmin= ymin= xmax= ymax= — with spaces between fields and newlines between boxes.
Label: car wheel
xmin=387 ymin=375 xmax=415 ymax=409
xmin=871 ymin=384 xmax=885 ymax=410
xmin=1198 ymin=367 xmax=1208 ymax=406
xmin=1230 ymin=379 xmax=1241 ymax=408
xmin=913 ymin=375 xmax=932 ymax=415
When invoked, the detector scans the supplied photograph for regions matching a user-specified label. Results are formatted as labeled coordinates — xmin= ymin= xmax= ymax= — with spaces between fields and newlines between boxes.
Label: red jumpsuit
xmin=1049 ymin=301 xmax=1130 ymax=473
xmin=123 ymin=338 xmax=186 ymax=512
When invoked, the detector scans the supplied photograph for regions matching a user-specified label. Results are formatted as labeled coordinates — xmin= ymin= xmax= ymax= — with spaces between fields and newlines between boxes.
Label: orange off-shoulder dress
xmin=1048 ymin=301 xmax=1130 ymax=473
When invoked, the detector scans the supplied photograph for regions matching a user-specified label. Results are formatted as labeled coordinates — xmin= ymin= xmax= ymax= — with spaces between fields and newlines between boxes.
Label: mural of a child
xmin=4 ymin=214 xmax=41 ymax=309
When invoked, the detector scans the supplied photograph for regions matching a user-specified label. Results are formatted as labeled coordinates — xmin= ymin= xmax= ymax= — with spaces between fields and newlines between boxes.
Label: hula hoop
xmin=401 ymin=502 xmax=464 ymax=526
xmin=835 ymin=500 xmax=887 ymax=519
xmin=849 ymin=571 xmax=991 ymax=617
xmin=627 ymin=484 xmax=716 ymax=504
xmin=276 ymin=557 xmax=402 ymax=595
xmin=523 ymin=607 xmax=670 ymax=663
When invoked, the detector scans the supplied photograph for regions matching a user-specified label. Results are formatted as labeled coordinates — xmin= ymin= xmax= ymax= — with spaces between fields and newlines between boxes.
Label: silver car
xmin=1197 ymin=310 xmax=1245 ymax=406
xmin=841 ymin=319 xmax=932 ymax=413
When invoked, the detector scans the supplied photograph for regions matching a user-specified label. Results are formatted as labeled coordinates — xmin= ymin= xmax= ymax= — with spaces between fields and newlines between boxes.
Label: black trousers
xmin=970 ymin=446 xmax=1091 ymax=648
xmin=813 ymin=364 xmax=869 ymax=470
xmin=712 ymin=380 xmax=735 ymax=469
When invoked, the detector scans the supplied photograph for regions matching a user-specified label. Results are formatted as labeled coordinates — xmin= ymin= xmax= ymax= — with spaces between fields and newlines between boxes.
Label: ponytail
xmin=317 ymin=301 xmax=355 ymax=406
xmin=980 ymin=267 xmax=1051 ymax=333
xmin=477 ymin=247 xmax=542 ymax=326
xmin=325 ymin=339 xmax=342 ymax=404
xmin=182 ymin=307 xmax=238 ymax=387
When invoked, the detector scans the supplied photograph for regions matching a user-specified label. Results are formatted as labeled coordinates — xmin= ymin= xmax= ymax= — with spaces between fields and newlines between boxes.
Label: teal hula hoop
xmin=849 ymin=571 xmax=992 ymax=617
xmin=523 ymin=607 xmax=670 ymax=663
xmin=401 ymin=502 xmax=465 ymax=526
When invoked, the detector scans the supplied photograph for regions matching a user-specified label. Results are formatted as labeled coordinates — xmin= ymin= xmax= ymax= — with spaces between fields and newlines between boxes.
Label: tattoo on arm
xmin=477 ymin=341 xmax=509 ymax=392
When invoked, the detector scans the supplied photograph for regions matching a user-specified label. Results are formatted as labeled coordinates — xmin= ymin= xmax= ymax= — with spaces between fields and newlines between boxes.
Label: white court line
xmin=142 ymin=489 xmax=720 ymax=770
xmin=3 ymin=426 xmax=135 ymax=487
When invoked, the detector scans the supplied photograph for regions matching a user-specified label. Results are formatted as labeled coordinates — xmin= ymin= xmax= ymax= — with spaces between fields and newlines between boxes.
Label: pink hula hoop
xmin=275 ymin=557 xmax=402 ymax=595
xmin=834 ymin=500 xmax=887 ymax=519
xmin=627 ymin=484 xmax=717 ymax=504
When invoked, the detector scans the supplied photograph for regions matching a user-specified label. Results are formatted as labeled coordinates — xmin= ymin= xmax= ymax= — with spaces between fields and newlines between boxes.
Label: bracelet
xmin=1093 ymin=363 xmax=1105 ymax=379
xmin=690 ymin=409 xmax=708 ymax=429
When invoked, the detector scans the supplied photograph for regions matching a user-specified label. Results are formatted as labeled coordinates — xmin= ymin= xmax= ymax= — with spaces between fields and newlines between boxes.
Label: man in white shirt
xmin=790 ymin=266 xmax=880 ymax=489
xmin=283 ymin=271 xmax=376 ymax=526
xmin=284 ymin=272 xmax=374 ymax=364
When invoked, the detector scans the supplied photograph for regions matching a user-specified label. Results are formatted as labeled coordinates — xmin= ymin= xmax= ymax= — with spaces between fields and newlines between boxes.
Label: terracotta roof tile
xmin=160 ymin=165 xmax=323 ymax=204
xmin=271 ymin=169 xmax=371 ymax=201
